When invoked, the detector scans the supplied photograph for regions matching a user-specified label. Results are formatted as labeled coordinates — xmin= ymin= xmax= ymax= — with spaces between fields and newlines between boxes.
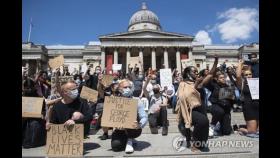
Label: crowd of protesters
xmin=22 ymin=53 xmax=259 ymax=153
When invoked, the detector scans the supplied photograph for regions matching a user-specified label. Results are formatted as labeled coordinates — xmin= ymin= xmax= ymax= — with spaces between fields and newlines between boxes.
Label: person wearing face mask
xmin=49 ymin=81 xmax=93 ymax=136
xmin=236 ymin=60 xmax=259 ymax=138
xmin=110 ymin=79 xmax=147 ymax=153
xmin=176 ymin=66 xmax=210 ymax=152
xmin=144 ymin=82 xmax=169 ymax=135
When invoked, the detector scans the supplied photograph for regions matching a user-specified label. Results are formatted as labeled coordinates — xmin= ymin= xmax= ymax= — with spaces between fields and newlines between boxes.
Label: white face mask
xmin=121 ymin=87 xmax=133 ymax=97
xmin=68 ymin=89 xmax=79 ymax=99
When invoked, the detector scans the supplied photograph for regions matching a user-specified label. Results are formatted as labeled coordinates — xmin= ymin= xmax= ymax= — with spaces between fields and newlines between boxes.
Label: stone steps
xmin=91 ymin=109 xmax=246 ymax=135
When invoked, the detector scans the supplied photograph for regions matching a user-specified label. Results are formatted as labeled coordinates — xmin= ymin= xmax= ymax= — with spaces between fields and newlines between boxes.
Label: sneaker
xmin=209 ymin=124 xmax=215 ymax=137
xmin=162 ymin=126 xmax=168 ymax=136
xmin=246 ymin=133 xmax=259 ymax=138
xmin=100 ymin=133 xmax=109 ymax=140
xmin=125 ymin=139 xmax=134 ymax=153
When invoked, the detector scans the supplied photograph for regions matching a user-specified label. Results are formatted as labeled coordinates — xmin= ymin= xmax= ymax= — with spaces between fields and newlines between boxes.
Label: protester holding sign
xmin=49 ymin=81 xmax=93 ymax=136
xmin=176 ymin=66 xmax=210 ymax=152
xmin=109 ymin=79 xmax=147 ymax=153
xmin=236 ymin=59 xmax=259 ymax=138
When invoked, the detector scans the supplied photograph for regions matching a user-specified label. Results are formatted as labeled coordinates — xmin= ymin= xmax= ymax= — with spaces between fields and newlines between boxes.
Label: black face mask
xmin=153 ymin=89 xmax=160 ymax=94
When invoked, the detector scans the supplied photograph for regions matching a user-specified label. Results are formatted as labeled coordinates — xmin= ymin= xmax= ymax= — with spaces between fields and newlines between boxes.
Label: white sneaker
xmin=209 ymin=125 xmax=215 ymax=137
xmin=125 ymin=139 xmax=134 ymax=153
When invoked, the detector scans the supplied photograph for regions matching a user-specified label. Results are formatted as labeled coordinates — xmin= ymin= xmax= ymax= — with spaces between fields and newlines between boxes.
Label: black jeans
xmin=148 ymin=106 xmax=168 ymax=127
xmin=111 ymin=129 xmax=142 ymax=151
xmin=210 ymin=104 xmax=232 ymax=135
xmin=178 ymin=106 xmax=209 ymax=148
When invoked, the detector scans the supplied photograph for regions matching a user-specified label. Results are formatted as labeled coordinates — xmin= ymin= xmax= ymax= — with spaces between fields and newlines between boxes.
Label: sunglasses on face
xmin=244 ymin=73 xmax=252 ymax=76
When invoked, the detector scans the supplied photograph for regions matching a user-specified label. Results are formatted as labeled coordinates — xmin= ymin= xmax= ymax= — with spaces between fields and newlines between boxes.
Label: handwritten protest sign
xmin=46 ymin=124 xmax=84 ymax=157
xmin=22 ymin=97 xmax=44 ymax=118
xmin=112 ymin=64 xmax=122 ymax=71
xmin=49 ymin=55 xmax=64 ymax=70
xmin=247 ymin=78 xmax=259 ymax=100
xmin=128 ymin=56 xmax=141 ymax=68
xmin=218 ymin=87 xmax=236 ymax=100
xmin=101 ymin=75 xmax=114 ymax=87
xmin=51 ymin=76 xmax=74 ymax=88
xmin=160 ymin=69 xmax=172 ymax=88
xmin=101 ymin=96 xmax=138 ymax=129
xmin=181 ymin=59 xmax=194 ymax=69
xmin=80 ymin=86 xmax=98 ymax=103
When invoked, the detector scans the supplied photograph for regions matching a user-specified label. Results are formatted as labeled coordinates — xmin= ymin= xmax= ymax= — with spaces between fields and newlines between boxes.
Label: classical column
xmin=139 ymin=47 xmax=143 ymax=65
xmin=164 ymin=47 xmax=169 ymax=68
xmin=188 ymin=47 xmax=193 ymax=60
xmin=176 ymin=48 xmax=181 ymax=73
xmin=114 ymin=47 xmax=118 ymax=64
xmin=151 ymin=47 xmax=156 ymax=70
xmin=36 ymin=60 xmax=41 ymax=73
xmin=101 ymin=47 xmax=105 ymax=71
xmin=126 ymin=47 xmax=131 ymax=73
xmin=139 ymin=47 xmax=144 ymax=74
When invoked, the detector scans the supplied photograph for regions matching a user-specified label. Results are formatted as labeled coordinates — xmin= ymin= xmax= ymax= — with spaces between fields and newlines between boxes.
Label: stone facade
xmin=22 ymin=3 xmax=259 ymax=75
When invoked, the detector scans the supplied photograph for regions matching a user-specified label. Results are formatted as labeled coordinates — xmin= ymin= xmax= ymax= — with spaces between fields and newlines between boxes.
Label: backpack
xmin=22 ymin=118 xmax=46 ymax=148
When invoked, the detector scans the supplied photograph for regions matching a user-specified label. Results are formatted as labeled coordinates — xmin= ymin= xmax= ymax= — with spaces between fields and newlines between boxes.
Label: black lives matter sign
xmin=46 ymin=124 xmax=84 ymax=157
xmin=101 ymin=96 xmax=138 ymax=129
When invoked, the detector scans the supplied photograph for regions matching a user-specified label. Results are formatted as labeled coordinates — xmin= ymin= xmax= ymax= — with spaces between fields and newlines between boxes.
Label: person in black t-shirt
xmin=49 ymin=81 xmax=93 ymax=136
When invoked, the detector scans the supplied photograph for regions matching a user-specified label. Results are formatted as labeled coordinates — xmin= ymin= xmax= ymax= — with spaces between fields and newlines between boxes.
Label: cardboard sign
xmin=112 ymin=64 xmax=122 ymax=71
xmin=46 ymin=124 xmax=84 ymax=157
xmin=22 ymin=97 xmax=44 ymax=118
xmin=101 ymin=96 xmax=138 ymax=129
xmin=80 ymin=86 xmax=98 ymax=103
xmin=247 ymin=78 xmax=259 ymax=100
xmin=49 ymin=55 xmax=64 ymax=69
xmin=160 ymin=69 xmax=172 ymax=88
xmin=128 ymin=56 xmax=141 ymax=68
xmin=181 ymin=59 xmax=194 ymax=69
xmin=101 ymin=75 xmax=114 ymax=87
xmin=218 ymin=87 xmax=236 ymax=100
xmin=51 ymin=76 xmax=74 ymax=88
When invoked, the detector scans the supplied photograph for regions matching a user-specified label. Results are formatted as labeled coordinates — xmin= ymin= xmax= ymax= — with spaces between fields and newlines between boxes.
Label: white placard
xmin=247 ymin=78 xmax=259 ymax=100
xmin=160 ymin=69 xmax=172 ymax=88
xmin=181 ymin=59 xmax=194 ymax=69
xmin=112 ymin=64 xmax=122 ymax=71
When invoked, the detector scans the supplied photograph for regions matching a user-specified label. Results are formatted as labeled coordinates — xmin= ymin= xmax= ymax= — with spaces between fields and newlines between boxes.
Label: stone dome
xmin=128 ymin=3 xmax=162 ymax=31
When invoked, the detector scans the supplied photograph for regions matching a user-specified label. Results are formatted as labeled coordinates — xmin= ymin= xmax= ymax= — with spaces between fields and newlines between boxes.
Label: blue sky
xmin=22 ymin=0 xmax=259 ymax=45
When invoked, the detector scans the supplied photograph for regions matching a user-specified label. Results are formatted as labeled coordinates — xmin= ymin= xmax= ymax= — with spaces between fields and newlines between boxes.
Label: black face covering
xmin=153 ymin=89 xmax=160 ymax=94
xmin=187 ymin=74 xmax=196 ymax=82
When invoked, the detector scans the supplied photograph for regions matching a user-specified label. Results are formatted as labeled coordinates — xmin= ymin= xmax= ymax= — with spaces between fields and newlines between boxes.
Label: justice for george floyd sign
xmin=80 ymin=86 xmax=98 ymax=103
xmin=22 ymin=97 xmax=44 ymax=118
xmin=101 ymin=96 xmax=138 ymax=129
xmin=46 ymin=124 xmax=84 ymax=157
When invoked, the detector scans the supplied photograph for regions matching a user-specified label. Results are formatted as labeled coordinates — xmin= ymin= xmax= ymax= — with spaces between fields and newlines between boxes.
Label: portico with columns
xmin=99 ymin=3 xmax=194 ymax=74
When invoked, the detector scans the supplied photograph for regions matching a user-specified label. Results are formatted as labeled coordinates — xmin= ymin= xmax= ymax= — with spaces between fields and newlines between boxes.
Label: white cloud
xmin=217 ymin=7 xmax=259 ymax=43
xmin=194 ymin=30 xmax=212 ymax=45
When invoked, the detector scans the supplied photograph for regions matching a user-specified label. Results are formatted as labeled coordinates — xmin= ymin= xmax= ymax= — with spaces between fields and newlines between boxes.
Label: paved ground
xmin=22 ymin=109 xmax=259 ymax=158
